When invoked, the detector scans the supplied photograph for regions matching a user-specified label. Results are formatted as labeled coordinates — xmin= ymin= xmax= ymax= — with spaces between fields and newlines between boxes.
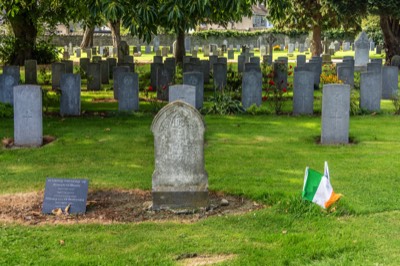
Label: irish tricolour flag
xmin=302 ymin=162 xmax=342 ymax=208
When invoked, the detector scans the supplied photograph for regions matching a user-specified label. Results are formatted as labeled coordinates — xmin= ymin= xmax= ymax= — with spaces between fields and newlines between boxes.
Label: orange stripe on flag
xmin=324 ymin=192 xmax=342 ymax=208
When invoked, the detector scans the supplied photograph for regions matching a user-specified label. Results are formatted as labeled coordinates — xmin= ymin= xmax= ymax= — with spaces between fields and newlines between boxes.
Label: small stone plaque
xmin=42 ymin=178 xmax=89 ymax=214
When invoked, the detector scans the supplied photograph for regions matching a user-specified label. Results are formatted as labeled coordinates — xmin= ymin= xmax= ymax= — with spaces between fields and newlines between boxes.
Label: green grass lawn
xmin=1 ymin=85 xmax=400 ymax=264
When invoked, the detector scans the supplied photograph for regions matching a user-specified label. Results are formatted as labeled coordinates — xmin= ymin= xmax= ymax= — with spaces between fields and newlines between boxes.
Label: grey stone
xmin=360 ymin=71 xmax=381 ymax=112
xmin=244 ymin=63 xmax=261 ymax=72
xmin=79 ymin=58 xmax=90 ymax=76
xmin=296 ymin=55 xmax=306 ymax=68
xmin=113 ymin=66 xmax=130 ymax=99
xmin=3 ymin=65 xmax=20 ymax=84
xmin=117 ymin=62 xmax=135 ymax=73
xmin=209 ymin=55 xmax=218 ymax=72
xmin=371 ymin=58 xmax=383 ymax=65
xmin=220 ymin=199 xmax=229 ymax=206
xmin=13 ymin=85 xmax=43 ymax=147
xmin=156 ymin=66 xmax=172 ymax=101
xmin=169 ymin=85 xmax=196 ymax=107
xmin=190 ymin=57 xmax=201 ymax=65
xmin=218 ymin=57 xmax=227 ymax=65
xmin=118 ymin=72 xmax=139 ymax=112
xmin=183 ymin=72 xmax=204 ymax=109
xmin=273 ymin=61 xmax=288 ymax=90
xmin=238 ymin=55 xmax=246 ymax=73
xmin=203 ymin=45 xmax=210 ymax=57
xmin=61 ymin=60 xmax=73 ymax=74
xmin=60 ymin=74 xmax=81 ymax=116
xmin=118 ymin=41 xmax=129 ymax=63
xmin=228 ymin=49 xmax=234 ymax=59
xmin=304 ymin=62 xmax=320 ymax=89
xmin=92 ymin=56 xmax=102 ymax=63
xmin=293 ymin=71 xmax=314 ymax=115
xmin=85 ymin=48 xmax=91 ymax=59
xmin=355 ymin=32 xmax=370 ymax=68
xmin=242 ymin=70 xmax=262 ymax=109
xmin=213 ymin=63 xmax=227 ymax=90
xmin=106 ymin=58 xmax=117 ymax=79
xmin=249 ymin=57 xmax=260 ymax=65
xmin=24 ymin=60 xmax=37 ymax=84
xmin=145 ymin=45 xmax=151 ymax=54
xmin=150 ymin=63 xmax=164 ymax=89
xmin=86 ymin=63 xmax=101 ymax=91
xmin=337 ymin=64 xmax=354 ymax=88
xmin=75 ymin=48 xmax=81 ymax=58
xmin=164 ymin=58 xmax=176 ymax=79
xmin=124 ymin=55 xmax=134 ymax=64
xmin=0 ymin=74 xmax=18 ymax=105
xmin=382 ymin=66 xmax=398 ymax=99
xmin=151 ymin=101 xmax=208 ymax=210
xmin=321 ymin=84 xmax=350 ymax=144
xmin=200 ymin=60 xmax=210 ymax=84
xmin=52 ymin=63 xmax=66 ymax=90
xmin=100 ymin=61 xmax=109 ymax=84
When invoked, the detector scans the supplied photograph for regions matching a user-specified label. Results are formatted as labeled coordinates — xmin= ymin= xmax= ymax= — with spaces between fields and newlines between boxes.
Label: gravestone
xmin=371 ymin=58 xmax=383 ymax=65
xmin=79 ymin=58 xmax=90 ymax=76
xmin=218 ymin=57 xmax=227 ymax=65
xmin=145 ymin=45 xmax=151 ymax=54
xmin=382 ymin=66 xmax=398 ymax=100
xmin=153 ymin=36 xmax=160 ymax=51
xmin=75 ymin=48 xmax=81 ymax=58
xmin=343 ymin=42 xmax=350 ymax=51
xmin=0 ymin=74 xmax=18 ymax=105
xmin=273 ymin=61 xmax=288 ymax=91
xmin=296 ymin=55 xmax=306 ymax=67
xmin=288 ymin=43 xmax=295 ymax=54
xmin=376 ymin=45 xmax=382 ymax=54
xmin=209 ymin=55 xmax=218 ymax=73
xmin=162 ymin=47 xmax=169 ymax=57
xmin=42 ymin=178 xmax=89 ymax=214
xmin=100 ymin=61 xmax=109 ymax=84
xmin=360 ymin=72 xmax=381 ymax=112
xmin=213 ymin=63 xmax=227 ymax=90
xmin=249 ymin=57 xmax=260 ymax=65
xmin=3 ymin=65 xmax=20 ymax=84
xmin=106 ymin=58 xmax=117 ymax=79
xmin=13 ymin=85 xmax=42 ymax=147
xmin=293 ymin=71 xmax=314 ymax=115
xmin=242 ymin=70 xmax=262 ymax=109
xmin=203 ymin=45 xmax=210 ymax=57
xmin=118 ymin=41 xmax=129 ymax=63
xmin=321 ymin=84 xmax=350 ymax=144
xmin=113 ymin=66 xmax=130 ymax=99
xmin=61 ymin=60 xmax=73 ymax=74
xmin=117 ymin=62 xmax=135 ymax=73
xmin=92 ymin=56 xmax=102 ymax=63
xmin=336 ymin=64 xmax=354 ymax=88
xmin=183 ymin=56 xmax=192 ymax=64
xmin=263 ymin=55 xmax=272 ymax=65
xmin=200 ymin=60 xmax=210 ymax=84
xmin=24 ymin=60 xmax=37 ymax=84
xmin=322 ymin=37 xmax=332 ymax=64
xmin=334 ymin=41 xmax=340 ymax=51
xmin=60 ymin=74 xmax=81 ymax=116
xmin=150 ymin=63 xmax=164 ymax=89
xmin=299 ymin=44 xmax=305 ymax=53
xmin=124 ymin=55 xmax=134 ymax=64
xmin=238 ymin=55 xmax=246 ymax=73
xmin=244 ymin=63 xmax=261 ymax=72
xmin=169 ymin=85 xmax=196 ymax=107
xmin=354 ymin=31 xmax=370 ymax=70
xmin=86 ymin=63 xmax=101 ymax=91
xmin=164 ymin=57 xmax=176 ymax=78
xmin=85 ymin=48 xmax=91 ymax=59
xmin=370 ymin=40 xmax=375 ymax=51
xmin=52 ymin=63 xmax=66 ymax=90
xmin=156 ymin=66 xmax=172 ymax=101
xmin=151 ymin=101 xmax=208 ymax=210
xmin=183 ymin=72 xmax=204 ymax=109
xmin=118 ymin=72 xmax=139 ymax=112
xmin=260 ymin=45 xmax=267 ymax=56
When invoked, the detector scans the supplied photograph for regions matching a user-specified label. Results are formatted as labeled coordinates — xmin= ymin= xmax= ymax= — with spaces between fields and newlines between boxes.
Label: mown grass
xmin=1 ymin=89 xmax=400 ymax=264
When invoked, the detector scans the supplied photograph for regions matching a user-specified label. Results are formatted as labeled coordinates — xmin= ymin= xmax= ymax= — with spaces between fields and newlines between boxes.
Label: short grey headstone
xmin=100 ymin=61 xmax=109 ymax=84
xmin=183 ymin=72 xmax=204 ymax=109
xmin=249 ymin=57 xmax=260 ymax=65
xmin=321 ymin=84 xmax=350 ymax=144
xmin=238 ymin=55 xmax=246 ymax=73
xmin=117 ymin=62 xmax=135 ymax=73
xmin=274 ymin=61 xmax=288 ymax=90
xmin=150 ymin=63 xmax=164 ymax=89
xmin=228 ymin=49 xmax=234 ymax=59
xmin=218 ymin=57 xmax=227 ymax=65
xmin=209 ymin=55 xmax=218 ymax=72
xmin=24 ymin=60 xmax=37 ymax=84
xmin=242 ymin=70 xmax=262 ymax=109
xmin=124 ymin=55 xmax=134 ymax=64
xmin=244 ymin=63 xmax=261 ymax=72
xmin=156 ymin=66 xmax=172 ymax=101
xmin=118 ymin=41 xmax=129 ymax=63
xmin=106 ymin=58 xmax=117 ymax=79
xmin=169 ymin=85 xmax=196 ymax=107
xmin=118 ymin=72 xmax=139 ymax=112
xmin=151 ymin=101 xmax=208 ymax=210
xmin=79 ymin=58 xmax=90 ymax=76
xmin=337 ymin=64 xmax=354 ymax=88
xmin=86 ymin=63 xmax=101 ymax=91
xmin=13 ymin=85 xmax=43 ymax=147
xmin=200 ymin=60 xmax=210 ymax=84
xmin=3 ymin=65 xmax=20 ymax=84
xmin=76 ymin=48 xmax=81 ymax=58
xmin=360 ymin=71 xmax=381 ymax=112
xmin=52 ymin=63 xmax=66 ymax=90
xmin=0 ymin=74 xmax=18 ymax=105
xmin=293 ymin=71 xmax=314 ymax=115
xmin=382 ymin=66 xmax=398 ymax=100
xmin=355 ymin=32 xmax=370 ymax=69
xmin=296 ymin=55 xmax=306 ymax=67
xmin=60 ymin=74 xmax=81 ymax=116
xmin=113 ymin=66 xmax=130 ymax=99
xmin=61 ymin=60 xmax=73 ymax=74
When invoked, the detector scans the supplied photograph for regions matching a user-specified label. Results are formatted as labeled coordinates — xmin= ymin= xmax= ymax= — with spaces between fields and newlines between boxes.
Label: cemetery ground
xmin=1 ymin=53 xmax=400 ymax=264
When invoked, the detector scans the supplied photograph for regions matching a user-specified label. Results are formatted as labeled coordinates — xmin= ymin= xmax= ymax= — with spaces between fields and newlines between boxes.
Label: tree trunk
xmin=175 ymin=29 xmax=186 ymax=65
xmin=8 ymin=13 xmax=37 ymax=65
xmin=380 ymin=15 xmax=400 ymax=65
xmin=80 ymin=27 xmax=95 ymax=49
xmin=108 ymin=20 xmax=121 ymax=48
xmin=311 ymin=24 xmax=322 ymax=57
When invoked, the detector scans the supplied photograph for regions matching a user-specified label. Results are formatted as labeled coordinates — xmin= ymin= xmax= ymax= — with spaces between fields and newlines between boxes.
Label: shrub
xmin=0 ymin=103 xmax=13 ymax=118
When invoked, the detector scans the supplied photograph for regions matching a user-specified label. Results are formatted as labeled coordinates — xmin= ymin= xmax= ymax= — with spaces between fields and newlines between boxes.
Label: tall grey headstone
xmin=86 ymin=63 xmax=101 ymax=91
xmin=118 ymin=41 xmax=129 ymax=63
xmin=13 ymin=85 xmax=43 ymax=147
xmin=321 ymin=84 xmax=350 ymax=144
xmin=238 ymin=55 xmax=246 ymax=73
xmin=242 ymin=70 xmax=262 ymax=109
xmin=360 ymin=72 xmax=381 ymax=112
xmin=118 ymin=72 xmax=139 ymax=112
xmin=60 ymin=74 xmax=81 ymax=116
xmin=156 ymin=66 xmax=172 ymax=101
xmin=61 ymin=60 xmax=73 ymax=74
xmin=169 ymin=85 xmax=196 ymax=107
xmin=79 ymin=58 xmax=90 ymax=76
xmin=100 ymin=61 xmax=109 ymax=84
xmin=151 ymin=63 xmax=164 ymax=89
xmin=151 ymin=101 xmax=208 ymax=210
xmin=52 ymin=63 xmax=66 ymax=90
xmin=213 ymin=63 xmax=227 ymax=90
xmin=382 ymin=66 xmax=398 ymax=100
xmin=24 ymin=60 xmax=37 ymax=84
xmin=200 ymin=60 xmax=210 ymax=84
xmin=183 ymin=72 xmax=204 ymax=109
xmin=113 ymin=66 xmax=130 ymax=99
xmin=293 ymin=71 xmax=314 ymax=115
xmin=3 ymin=65 xmax=20 ymax=84
xmin=106 ymin=58 xmax=117 ymax=79
xmin=296 ymin=55 xmax=306 ymax=68
xmin=355 ymin=32 xmax=370 ymax=70
xmin=0 ymin=74 xmax=18 ymax=105
xmin=337 ymin=64 xmax=354 ymax=88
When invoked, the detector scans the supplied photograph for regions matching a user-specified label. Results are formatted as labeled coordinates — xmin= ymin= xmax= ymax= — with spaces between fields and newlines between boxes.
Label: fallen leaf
xmin=65 ymin=204 xmax=71 ymax=214
xmin=59 ymin=240 xmax=65 ymax=245
xmin=52 ymin=208 xmax=63 ymax=216
xmin=105 ymin=128 xmax=111 ymax=131
xmin=282 ymin=230 xmax=287 ymax=234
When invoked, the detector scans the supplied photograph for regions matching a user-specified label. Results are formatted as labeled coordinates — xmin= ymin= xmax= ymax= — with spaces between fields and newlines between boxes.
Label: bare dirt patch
xmin=0 ymin=189 xmax=264 ymax=225
xmin=2 ymin=135 xmax=56 ymax=149
xmin=176 ymin=253 xmax=237 ymax=266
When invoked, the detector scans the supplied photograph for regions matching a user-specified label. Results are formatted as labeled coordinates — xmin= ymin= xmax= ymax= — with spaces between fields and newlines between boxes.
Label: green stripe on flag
xmin=302 ymin=168 xmax=323 ymax=202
